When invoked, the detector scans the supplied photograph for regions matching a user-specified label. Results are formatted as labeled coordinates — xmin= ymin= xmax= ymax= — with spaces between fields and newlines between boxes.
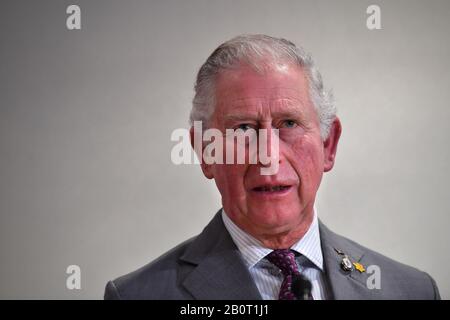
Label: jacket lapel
xmin=178 ymin=211 xmax=379 ymax=300
xmin=179 ymin=211 xmax=262 ymax=300
xmin=319 ymin=221 xmax=381 ymax=299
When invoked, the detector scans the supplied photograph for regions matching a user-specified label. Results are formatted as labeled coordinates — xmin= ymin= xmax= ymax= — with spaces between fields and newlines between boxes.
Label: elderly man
xmin=104 ymin=34 xmax=440 ymax=300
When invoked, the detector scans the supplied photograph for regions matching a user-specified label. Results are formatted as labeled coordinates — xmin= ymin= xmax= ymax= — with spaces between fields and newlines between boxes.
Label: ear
xmin=323 ymin=117 xmax=342 ymax=172
xmin=190 ymin=126 xmax=214 ymax=179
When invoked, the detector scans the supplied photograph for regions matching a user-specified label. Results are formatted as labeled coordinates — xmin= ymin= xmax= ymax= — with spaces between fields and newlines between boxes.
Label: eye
xmin=236 ymin=123 xmax=253 ymax=131
xmin=281 ymin=120 xmax=297 ymax=128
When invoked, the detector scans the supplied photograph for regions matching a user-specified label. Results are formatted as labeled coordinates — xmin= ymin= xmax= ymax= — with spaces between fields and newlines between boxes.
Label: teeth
xmin=256 ymin=186 xmax=287 ymax=192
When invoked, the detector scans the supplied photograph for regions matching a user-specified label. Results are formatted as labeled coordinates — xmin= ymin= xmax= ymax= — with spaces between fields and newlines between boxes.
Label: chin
xmin=247 ymin=206 xmax=303 ymax=230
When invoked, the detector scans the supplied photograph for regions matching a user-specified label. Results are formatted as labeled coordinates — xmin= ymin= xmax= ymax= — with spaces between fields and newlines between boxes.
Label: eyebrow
xmin=223 ymin=104 xmax=306 ymax=123
xmin=224 ymin=114 xmax=259 ymax=122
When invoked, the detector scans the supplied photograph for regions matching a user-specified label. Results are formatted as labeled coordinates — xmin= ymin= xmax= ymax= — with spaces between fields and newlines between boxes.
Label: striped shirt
xmin=221 ymin=208 xmax=330 ymax=300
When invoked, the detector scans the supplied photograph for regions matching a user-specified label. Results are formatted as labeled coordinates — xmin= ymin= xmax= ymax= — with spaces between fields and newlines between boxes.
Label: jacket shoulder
xmin=322 ymin=224 xmax=440 ymax=299
xmin=104 ymin=236 xmax=196 ymax=300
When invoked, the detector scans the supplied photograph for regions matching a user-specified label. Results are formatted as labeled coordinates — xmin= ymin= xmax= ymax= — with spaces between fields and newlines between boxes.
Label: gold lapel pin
xmin=353 ymin=262 xmax=365 ymax=273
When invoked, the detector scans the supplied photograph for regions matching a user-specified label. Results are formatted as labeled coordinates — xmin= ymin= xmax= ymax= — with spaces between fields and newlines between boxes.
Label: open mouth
xmin=252 ymin=185 xmax=291 ymax=192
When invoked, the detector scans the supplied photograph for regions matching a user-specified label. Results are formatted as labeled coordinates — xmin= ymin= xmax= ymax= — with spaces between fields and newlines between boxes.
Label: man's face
xmin=199 ymin=63 xmax=340 ymax=242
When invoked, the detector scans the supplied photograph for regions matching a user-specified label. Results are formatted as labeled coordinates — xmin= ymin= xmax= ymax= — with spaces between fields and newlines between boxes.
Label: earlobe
xmin=202 ymin=164 xmax=214 ymax=179
xmin=323 ymin=117 xmax=342 ymax=172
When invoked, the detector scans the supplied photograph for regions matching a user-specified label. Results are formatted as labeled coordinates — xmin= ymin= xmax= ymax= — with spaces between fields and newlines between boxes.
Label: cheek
xmin=213 ymin=164 xmax=248 ymax=197
xmin=290 ymin=138 xmax=324 ymax=192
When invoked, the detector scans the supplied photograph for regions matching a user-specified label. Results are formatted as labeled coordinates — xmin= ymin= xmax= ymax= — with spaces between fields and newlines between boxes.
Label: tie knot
xmin=266 ymin=249 xmax=299 ymax=276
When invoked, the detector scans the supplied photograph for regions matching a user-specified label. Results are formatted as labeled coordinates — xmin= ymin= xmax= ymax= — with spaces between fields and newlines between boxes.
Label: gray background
xmin=1 ymin=0 xmax=449 ymax=299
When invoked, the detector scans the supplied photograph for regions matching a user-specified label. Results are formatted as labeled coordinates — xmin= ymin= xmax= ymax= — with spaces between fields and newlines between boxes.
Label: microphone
xmin=291 ymin=274 xmax=312 ymax=300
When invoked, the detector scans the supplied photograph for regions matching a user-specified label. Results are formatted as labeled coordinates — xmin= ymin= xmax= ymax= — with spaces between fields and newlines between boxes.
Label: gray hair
xmin=189 ymin=34 xmax=336 ymax=140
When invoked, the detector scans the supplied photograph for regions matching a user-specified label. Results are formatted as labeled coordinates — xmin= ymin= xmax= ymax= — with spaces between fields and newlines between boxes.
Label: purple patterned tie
xmin=266 ymin=249 xmax=301 ymax=300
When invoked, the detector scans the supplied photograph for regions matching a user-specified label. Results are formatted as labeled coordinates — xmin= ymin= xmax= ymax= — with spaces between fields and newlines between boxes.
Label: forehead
xmin=214 ymin=64 xmax=313 ymax=119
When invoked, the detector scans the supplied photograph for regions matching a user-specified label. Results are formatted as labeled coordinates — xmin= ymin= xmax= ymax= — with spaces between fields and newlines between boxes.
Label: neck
xmin=227 ymin=206 xmax=315 ymax=249
xmin=257 ymin=217 xmax=313 ymax=249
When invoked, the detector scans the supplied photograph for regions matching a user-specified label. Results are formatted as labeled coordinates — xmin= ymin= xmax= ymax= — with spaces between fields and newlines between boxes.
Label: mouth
xmin=250 ymin=184 xmax=293 ymax=198
xmin=247 ymin=178 xmax=297 ymax=199
xmin=252 ymin=185 xmax=291 ymax=192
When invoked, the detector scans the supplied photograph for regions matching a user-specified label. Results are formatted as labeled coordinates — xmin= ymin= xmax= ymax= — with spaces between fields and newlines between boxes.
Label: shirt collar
xmin=222 ymin=207 xmax=323 ymax=271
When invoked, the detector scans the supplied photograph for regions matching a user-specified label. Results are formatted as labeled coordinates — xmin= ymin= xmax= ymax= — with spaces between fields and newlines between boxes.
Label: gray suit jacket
xmin=104 ymin=210 xmax=440 ymax=300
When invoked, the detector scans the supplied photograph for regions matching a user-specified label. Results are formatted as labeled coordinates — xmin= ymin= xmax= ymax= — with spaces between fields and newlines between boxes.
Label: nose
xmin=257 ymin=125 xmax=281 ymax=175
